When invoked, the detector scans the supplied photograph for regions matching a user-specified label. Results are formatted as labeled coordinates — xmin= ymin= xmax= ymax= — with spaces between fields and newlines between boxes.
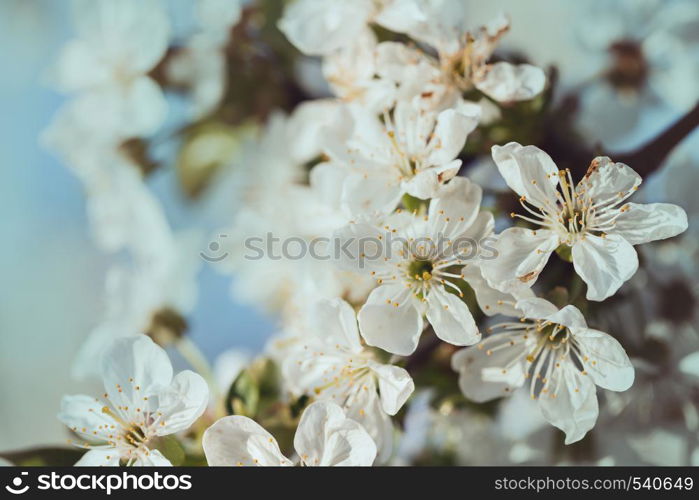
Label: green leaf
xmin=555 ymin=243 xmax=573 ymax=263
xmin=156 ymin=436 xmax=186 ymax=466
xmin=0 ymin=447 xmax=84 ymax=466
xmin=176 ymin=122 xmax=245 ymax=198
xmin=402 ymin=193 xmax=427 ymax=213
xmin=226 ymin=369 xmax=260 ymax=417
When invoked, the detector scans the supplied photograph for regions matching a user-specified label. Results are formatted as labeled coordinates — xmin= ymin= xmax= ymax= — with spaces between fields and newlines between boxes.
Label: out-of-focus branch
xmin=405 ymin=332 xmax=441 ymax=375
xmin=612 ymin=101 xmax=699 ymax=176
xmin=560 ymin=100 xmax=699 ymax=179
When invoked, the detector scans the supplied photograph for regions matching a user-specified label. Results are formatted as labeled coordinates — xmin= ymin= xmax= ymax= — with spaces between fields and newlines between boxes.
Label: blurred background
xmin=0 ymin=0 xmax=276 ymax=451
xmin=1 ymin=0 xmax=697 ymax=459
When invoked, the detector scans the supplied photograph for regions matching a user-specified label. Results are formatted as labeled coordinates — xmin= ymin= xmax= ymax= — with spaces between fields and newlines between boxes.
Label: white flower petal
xmin=546 ymin=305 xmax=588 ymax=330
xmin=134 ymin=449 xmax=172 ymax=467
xmin=376 ymin=0 xmax=467 ymax=55
xmin=75 ymin=449 xmax=121 ymax=467
xmin=294 ymin=401 xmax=377 ymax=466
xmin=572 ymin=233 xmax=638 ymax=301
xmin=538 ymin=363 xmax=599 ymax=445
xmin=49 ymin=40 xmax=110 ymax=91
xmin=58 ymin=394 xmax=119 ymax=443
xmin=74 ymin=77 xmax=167 ymax=139
xmin=278 ymin=0 xmax=374 ymax=56
xmin=203 ymin=416 xmax=292 ymax=466
xmin=679 ymin=351 xmax=699 ymax=378
xmin=358 ymin=285 xmax=424 ymax=356
xmin=310 ymin=298 xmax=363 ymax=353
xmin=514 ymin=297 xmax=560 ymax=320
xmin=462 ymin=264 xmax=532 ymax=316
xmin=332 ymin=221 xmax=395 ymax=274
xmin=72 ymin=0 xmax=170 ymax=75
xmin=475 ymin=62 xmax=546 ymax=102
xmin=491 ymin=142 xmax=560 ymax=208
xmin=345 ymin=387 xmax=394 ymax=464
xmin=428 ymin=176 xmax=482 ymax=233
xmin=155 ymin=370 xmax=209 ymax=436
xmin=425 ymin=108 xmax=478 ymax=166
xmin=460 ymin=210 xmax=495 ymax=247
xmin=577 ymin=157 xmax=641 ymax=202
xmin=119 ymin=77 xmax=168 ymax=138
xmin=101 ymin=336 xmax=173 ymax=411
xmin=481 ymin=228 xmax=559 ymax=292
xmin=451 ymin=337 xmax=529 ymax=403
xmin=403 ymin=161 xmax=460 ymax=200
xmin=644 ymin=33 xmax=699 ymax=109
xmin=370 ymin=363 xmax=415 ymax=415
xmin=374 ymin=0 xmax=427 ymax=34
xmin=426 ymin=288 xmax=480 ymax=347
xmin=375 ymin=41 xmax=439 ymax=99
xmin=574 ymin=328 xmax=634 ymax=392
xmin=628 ymin=430 xmax=686 ymax=467
xmin=308 ymin=161 xmax=349 ymax=209
xmin=612 ymin=202 xmax=688 ymax=245
xmin=342 ymin=171 xmax=403 ymax=216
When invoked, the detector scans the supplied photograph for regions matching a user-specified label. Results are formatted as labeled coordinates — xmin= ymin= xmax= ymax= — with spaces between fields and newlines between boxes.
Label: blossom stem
xmin=175 ymin=338 xmax=225 ymax=417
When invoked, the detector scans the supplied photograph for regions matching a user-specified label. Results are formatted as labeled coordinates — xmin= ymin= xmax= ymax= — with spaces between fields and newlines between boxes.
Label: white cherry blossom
xmin=451 ymin=297 xmax=634 ymax=444
xmin=278 ymin=0 xmax=377 ymax=56
xmin=481 ymin=142 xmax=688 ymax=301
xmin=322 ymin=98 xmax=479 ymax=215
xmin=203 ymin=401 xmax=376 ymax=466
xmin=282 ymin=298 xmax=414 ymax=461
xmin=376 ymin=5 xmax=546 ymax=104
xmin=322 ymin=29 xmax=396 ymax=111
xmin=575 ymin=0 xmax=699 ymax=142
xmin=58 ymin=336 xmax=209 ymax=466
xmin=214 ymin=107 xmax=376 ymax=318
xmin=49 ymin=0 xmax=170 ymax=139
xmin=335 ymin=177 xmax=491 ymax=355
xmin=165 ymin=34 xmax=227 ymax=119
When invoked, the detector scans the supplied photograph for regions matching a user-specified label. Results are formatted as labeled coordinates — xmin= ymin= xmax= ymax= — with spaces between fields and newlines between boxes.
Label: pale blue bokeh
xmin=0 ymin=0 xmax=273 ymax=451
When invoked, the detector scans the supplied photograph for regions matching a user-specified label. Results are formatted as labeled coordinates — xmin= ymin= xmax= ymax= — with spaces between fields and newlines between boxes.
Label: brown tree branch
xmin=613 ymin=101 xmax=699 ymax=176
xmin=405 ymin=332 xmax=441 ymax=375
xmin=544 ymin=100 xmax=699 ymax=180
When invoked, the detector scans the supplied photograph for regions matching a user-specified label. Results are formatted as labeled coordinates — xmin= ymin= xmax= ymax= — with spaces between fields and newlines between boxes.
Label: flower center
xmin=313 ymin=363 xmax=372 ymax=401
xmin=146 ymin=307 xmax=188 ymax=346
xmin=484 ymin=318 xmax=580 ymax=400
xmin=407 ymin=258 xmax=434 ymax=282
xmin=101 ymin=406 xmax=152 ymax=450
xmin=607 ymin=40 xmax=648 ymax=92
xmin=527 ymin=321 xmax=570 ymax=360
xmin=510 ymin=163 xmax=635 ymax=245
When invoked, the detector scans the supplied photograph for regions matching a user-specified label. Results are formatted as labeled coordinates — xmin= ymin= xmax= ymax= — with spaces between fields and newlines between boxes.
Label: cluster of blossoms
xmin=38 ymin=0 xmax=698 ymax=467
